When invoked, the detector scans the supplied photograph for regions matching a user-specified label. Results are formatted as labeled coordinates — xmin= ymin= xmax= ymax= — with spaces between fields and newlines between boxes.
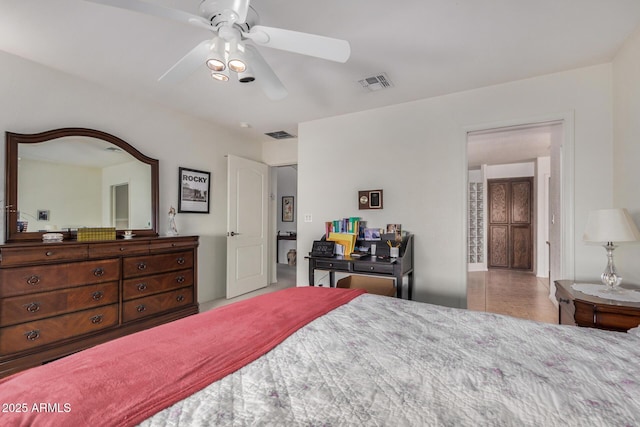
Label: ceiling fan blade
xmin=245 ymin=44 xmax=288 ymax=101
xmin=84 ymin=0 xmax=210 ymax=29
xmin=158 ymin=40 xmax=211 ymax=84
xmin=245 ymin=25 xmax=351 ymax=63
xmin=230 ymin=0 xmax=251 ymax=24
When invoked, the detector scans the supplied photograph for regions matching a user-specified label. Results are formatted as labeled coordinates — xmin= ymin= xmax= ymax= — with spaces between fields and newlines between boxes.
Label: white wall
xmin=263 ymin=139 xmax=298 ymax=166
xmin=0 ymin=51 xmax=264 ymax=303
xmin=536 ymin=157 xmax=551 ymax=278
xmin=613 ymin=25 xmax=640 ymax=285
xmin=298 ymin=64 xmax=613 ymax=308
xmin=485 ymin=162 xmax=534 ymax=179
xmin=18 ymin=158 xmax=102 ymax=230
xmin=102 ymin=161 xmax=152 ymax=229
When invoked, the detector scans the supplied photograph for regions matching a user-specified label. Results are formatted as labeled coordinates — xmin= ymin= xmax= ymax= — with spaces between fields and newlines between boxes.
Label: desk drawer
xmin=123 ymin=287 xmax=193 ymax=322
xmin=0 ymin=282 xmax=118 ymax=327
xmin=353 ymin=263 xmax=395 ymax=274
xmin=315 ymin=260 xmax=350 ymax=272
xmin=0 ymin=304 xmax=118 ymax=355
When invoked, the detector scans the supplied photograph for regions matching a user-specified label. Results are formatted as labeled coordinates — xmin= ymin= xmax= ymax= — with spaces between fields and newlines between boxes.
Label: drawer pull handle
xmin=26 ymin=275 xmax=41 ymax=286
xmin=177 ymin=257 xmax=185 ymax=265
xmin=136 ymin=304 xmax=146 ymax=313
xmin=25 ymin=330 xmax=40 ymax=341
xmin=329 ymin=263 xmax=334 ymax=267
xmin=91 ymin=314 xmax=104 ymax=324
xmin=176 ymin=276 xmax=185 ymax=284
xmin=137 ymin=262 xmax=147 ymax=271
xmin=558 ymin=297 xmax=570 ymax=304
xmin=120 ymin=247 xmax=126 ymax=251
xmin=25 ymin=302 xmax=40 ymax=313
xmin=92 ymin=291 xmax=104 ymax=301
xmin=93 ymin=267 xmax=105 ymax=277
xmin=137 ymin=283 xmax=148 ymax=292
xmin=45 ymin=251 xmax=53 ymax=256
xmin=370 ymin=267 xmax=375 ymax=270
xmin=176 ymin=295 xmax=185 ymax=302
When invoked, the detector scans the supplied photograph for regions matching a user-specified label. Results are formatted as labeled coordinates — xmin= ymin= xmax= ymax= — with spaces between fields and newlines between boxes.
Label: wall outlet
xmin=304 ymin=214 xmax=312 ymax=223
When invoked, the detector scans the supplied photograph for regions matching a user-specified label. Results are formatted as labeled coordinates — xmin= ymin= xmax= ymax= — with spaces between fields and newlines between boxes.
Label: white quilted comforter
xmin=140 ymin=294 xmax=640 ymax=426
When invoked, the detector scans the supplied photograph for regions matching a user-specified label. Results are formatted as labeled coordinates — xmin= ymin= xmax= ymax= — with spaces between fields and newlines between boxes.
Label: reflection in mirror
xmin=18 ymin=138 xmax=152 ymax=232
xmin=5 ymin=128 xmax=159 ymax=242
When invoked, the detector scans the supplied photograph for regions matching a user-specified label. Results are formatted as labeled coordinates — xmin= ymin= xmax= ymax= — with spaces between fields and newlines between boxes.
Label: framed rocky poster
xmin=178 ymin=167 xmax=211 ymax=213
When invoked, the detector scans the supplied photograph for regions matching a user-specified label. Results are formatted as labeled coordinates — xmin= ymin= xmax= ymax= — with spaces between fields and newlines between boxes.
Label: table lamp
xmin=583 ymin=208 xmax=640 ymax=292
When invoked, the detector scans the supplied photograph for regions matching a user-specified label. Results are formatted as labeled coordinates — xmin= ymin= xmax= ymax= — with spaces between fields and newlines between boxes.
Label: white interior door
xmin=226 ymin=155 xmax=269 ymax=299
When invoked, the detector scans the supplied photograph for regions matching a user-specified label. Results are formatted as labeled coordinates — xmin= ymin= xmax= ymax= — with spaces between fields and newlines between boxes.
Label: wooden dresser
xmin=555 ymin=280 xmax=640 ymax=332
xmin=0 ymin=235 xmax=198 ymax=377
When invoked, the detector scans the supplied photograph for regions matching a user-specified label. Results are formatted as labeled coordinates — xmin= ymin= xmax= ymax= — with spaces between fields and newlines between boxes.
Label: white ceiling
xmin=2 ymin=0 xmax=640 ymax=142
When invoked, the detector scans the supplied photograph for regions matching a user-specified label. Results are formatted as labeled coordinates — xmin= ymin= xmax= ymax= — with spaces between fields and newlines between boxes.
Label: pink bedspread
xmin=0 ymin=286 xmax=364 ymax=426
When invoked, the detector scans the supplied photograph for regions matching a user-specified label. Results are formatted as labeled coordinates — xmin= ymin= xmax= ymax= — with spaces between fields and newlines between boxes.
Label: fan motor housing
xmin=201 ymin=1 xmax=258 ymax=32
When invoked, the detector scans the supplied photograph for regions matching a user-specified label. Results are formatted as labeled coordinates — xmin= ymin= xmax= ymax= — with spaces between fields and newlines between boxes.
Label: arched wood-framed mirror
xmin=5 ymin=128 xmax=159 ymax=242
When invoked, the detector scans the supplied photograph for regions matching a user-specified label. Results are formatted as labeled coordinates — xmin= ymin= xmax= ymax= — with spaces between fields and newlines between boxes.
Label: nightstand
xmin=555 ymin=280 xmax=640 ymax=332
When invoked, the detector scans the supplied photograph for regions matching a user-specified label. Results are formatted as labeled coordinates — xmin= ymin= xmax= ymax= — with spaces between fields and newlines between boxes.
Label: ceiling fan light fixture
xmin=211 ymin=71 xmax=229 ymax=82
xmin=229 ymin=59 xmax=247 ymax=73
xmin=206 ymin=36 xmax=227 ymax=71
xmin=206 ymin=58 xmax=226 ymax=72
xmin=228 ymin=40 xmax=247 ymax=73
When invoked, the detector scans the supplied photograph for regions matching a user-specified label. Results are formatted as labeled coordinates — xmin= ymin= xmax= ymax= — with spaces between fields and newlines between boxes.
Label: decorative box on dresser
xmin=0 ymin=235 xmax=198 ymax=378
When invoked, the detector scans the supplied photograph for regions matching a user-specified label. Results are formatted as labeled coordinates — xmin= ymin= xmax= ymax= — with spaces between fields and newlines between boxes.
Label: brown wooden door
xmin=488 ymin=177 xmax=533 ymax=270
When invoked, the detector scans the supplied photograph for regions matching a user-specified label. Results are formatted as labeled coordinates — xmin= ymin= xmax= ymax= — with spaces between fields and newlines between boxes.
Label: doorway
xmin=466 ymin=120 xmax=564 ymax=316
xmin=274 ymin=165 xmax=298 ymax=286
xmin=111 ymin=183 xmax=129 ymax=229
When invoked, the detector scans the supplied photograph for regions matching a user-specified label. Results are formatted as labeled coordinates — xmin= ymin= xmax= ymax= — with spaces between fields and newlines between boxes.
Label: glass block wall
xmin=468 ymin=182 xmax=484 ymax=264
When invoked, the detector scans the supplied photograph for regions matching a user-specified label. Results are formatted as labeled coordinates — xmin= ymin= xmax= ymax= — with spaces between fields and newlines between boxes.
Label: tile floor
xmin=199 ymin=264 xmax=558 ymax=325
xmin=467 ymin=269 xmax=558 ymax=324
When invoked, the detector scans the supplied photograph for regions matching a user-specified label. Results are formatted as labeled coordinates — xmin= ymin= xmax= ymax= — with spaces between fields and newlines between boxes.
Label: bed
xmin=1 ymin=286 xmax=640 ymax=426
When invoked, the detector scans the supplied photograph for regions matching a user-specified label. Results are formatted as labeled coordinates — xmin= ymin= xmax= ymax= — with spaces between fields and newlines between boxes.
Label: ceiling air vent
xmin=358 ymin=72 xmax=393 ymax=92
xmin=265 ymin=130 xmax=296 ymax=140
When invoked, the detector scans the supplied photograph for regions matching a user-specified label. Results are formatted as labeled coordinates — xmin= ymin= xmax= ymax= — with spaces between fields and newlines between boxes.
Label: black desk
xmin=277 ymin=234 xmax=296 ymax=263
xmin=306 ymin=234 xmax=414 ymax=299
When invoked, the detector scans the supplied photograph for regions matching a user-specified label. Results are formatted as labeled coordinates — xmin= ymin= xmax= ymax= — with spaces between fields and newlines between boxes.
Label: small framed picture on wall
xmin=282 ymin=196 xmax=294 ymax=222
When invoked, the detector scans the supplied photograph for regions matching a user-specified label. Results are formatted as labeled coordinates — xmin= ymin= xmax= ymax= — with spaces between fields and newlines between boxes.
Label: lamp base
xmin=600 ymin=242 xmax=623 ymax=292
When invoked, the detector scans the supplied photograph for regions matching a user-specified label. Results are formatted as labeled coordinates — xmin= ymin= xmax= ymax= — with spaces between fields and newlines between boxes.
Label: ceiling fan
xmin=85 ymin=0 xmax=351 ymax=100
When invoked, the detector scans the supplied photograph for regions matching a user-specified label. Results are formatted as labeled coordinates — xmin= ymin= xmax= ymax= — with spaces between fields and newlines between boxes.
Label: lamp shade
xmin=583 ymin=208 xmax=640 ymax=243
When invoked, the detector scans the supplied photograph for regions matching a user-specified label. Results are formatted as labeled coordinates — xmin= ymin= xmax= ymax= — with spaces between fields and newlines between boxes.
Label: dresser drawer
xmin=0 ymin=259 xmax=120 ymax=298
xmin=0 ymin=282 xmax=118 ymax=327
xmin=315 ymin=259 xmax=350 ymax=271
xmin=122 ymin=287 xmax=193 ymax=322
xmin=123 ymin=251 xmax=194 ymax=278
xmin=353 ymin=262 xmax=395 ymax=274
xmin=0 ymin=304 xmax=118 ymax=355
xmin=149 ymin=238 xmax=197 ymax=252
xmin=123 ymin=269 xmax=194 ymax=300
xmin=0 ymin=245 xmax=88 ymax=266
xmin=88 ymin=241 xmax=150 ymax=258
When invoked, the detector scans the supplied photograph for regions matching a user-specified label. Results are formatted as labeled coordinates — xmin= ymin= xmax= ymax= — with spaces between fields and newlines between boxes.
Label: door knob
xmin=228 ymin=231 xmax=241 ymax=236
